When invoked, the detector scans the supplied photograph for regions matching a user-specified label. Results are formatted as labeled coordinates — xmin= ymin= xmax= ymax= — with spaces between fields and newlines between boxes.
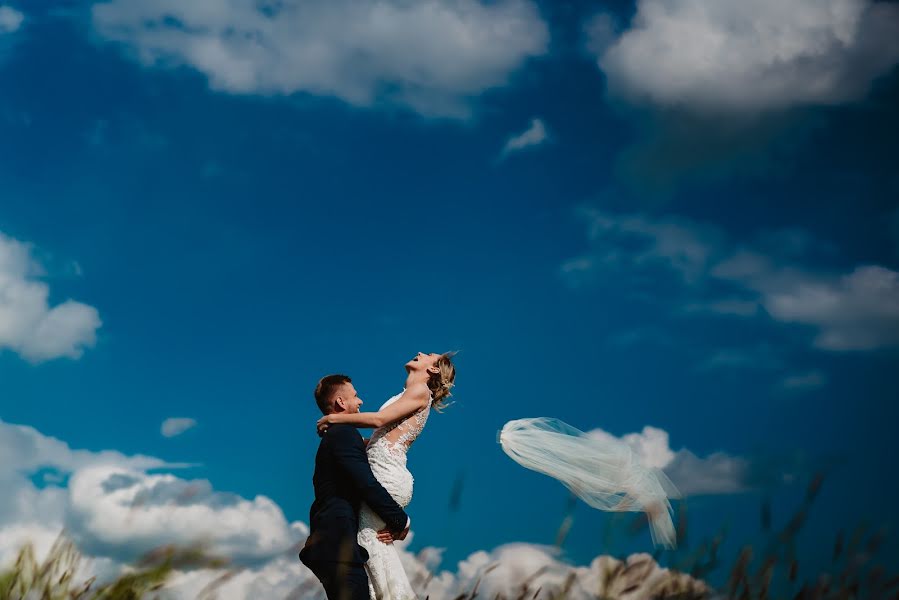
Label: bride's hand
xmin=316 ymin=415 xmax=336 ymax=436
xmin=376 ymin=528 xmax=394 ymax=544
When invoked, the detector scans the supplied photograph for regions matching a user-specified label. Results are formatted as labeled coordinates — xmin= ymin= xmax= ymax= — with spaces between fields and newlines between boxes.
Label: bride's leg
xmin=357 ymin=503 xmax=389 ymax=599
xmin=358 ymin=502 xmax=417 ymax=600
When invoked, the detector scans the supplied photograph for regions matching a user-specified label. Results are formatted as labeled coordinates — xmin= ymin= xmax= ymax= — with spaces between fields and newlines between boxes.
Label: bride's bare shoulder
xmin=404 ymin=383 xmax=430 ymax=403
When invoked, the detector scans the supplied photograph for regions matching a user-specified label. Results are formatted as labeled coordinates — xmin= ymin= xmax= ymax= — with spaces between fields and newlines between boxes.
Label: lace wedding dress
xmin=357 ymin=392 xmax=430 ymax=600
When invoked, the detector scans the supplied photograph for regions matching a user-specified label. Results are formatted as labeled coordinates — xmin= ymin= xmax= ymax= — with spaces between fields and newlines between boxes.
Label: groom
xmin=300 ymin=374 xmax=410 ymax=600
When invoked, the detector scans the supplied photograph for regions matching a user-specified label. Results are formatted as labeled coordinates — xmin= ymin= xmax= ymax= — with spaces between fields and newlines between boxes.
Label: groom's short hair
xmin=314 ymin=374 xmax=352 ymax=415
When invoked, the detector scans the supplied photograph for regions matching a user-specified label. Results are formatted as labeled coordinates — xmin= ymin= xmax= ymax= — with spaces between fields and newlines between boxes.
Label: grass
xmin=411 ymin=473 xmax=896 ymax=600
xmin=2 ymin=475 xmax=896 ymax=599
xmin=0 ymin=535 xmax=229 ymax=600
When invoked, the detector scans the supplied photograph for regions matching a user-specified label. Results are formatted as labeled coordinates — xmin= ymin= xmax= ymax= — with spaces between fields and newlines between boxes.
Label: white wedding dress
xmin=357 ymin=392 xmax=430 ymax=600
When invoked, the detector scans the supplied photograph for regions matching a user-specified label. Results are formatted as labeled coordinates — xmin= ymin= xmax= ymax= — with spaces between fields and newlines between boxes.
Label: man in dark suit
xmin=300 ymin=374 xmax=410 ymax=600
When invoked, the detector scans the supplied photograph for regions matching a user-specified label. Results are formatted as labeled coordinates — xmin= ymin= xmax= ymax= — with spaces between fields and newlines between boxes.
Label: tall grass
xmin=410 ymin=473 xmax=896 ymax=600
xmin=0 ymin=536 xmax=228 ymax=600
xmin=2 ymin=474 xmax=895 ymax=599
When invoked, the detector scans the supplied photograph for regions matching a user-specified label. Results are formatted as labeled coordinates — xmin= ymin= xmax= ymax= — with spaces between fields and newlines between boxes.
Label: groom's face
xmin=333 ymin=383 xmax=363 ymax=414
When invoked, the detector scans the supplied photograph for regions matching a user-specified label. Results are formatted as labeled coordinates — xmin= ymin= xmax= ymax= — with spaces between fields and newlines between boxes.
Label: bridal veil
xmin=499 ymin=417 xmax=680 ymax=548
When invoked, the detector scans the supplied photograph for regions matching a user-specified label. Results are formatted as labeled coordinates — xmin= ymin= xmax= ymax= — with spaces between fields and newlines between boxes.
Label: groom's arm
xmin=327 ymin=425 xmax=410 ymax=534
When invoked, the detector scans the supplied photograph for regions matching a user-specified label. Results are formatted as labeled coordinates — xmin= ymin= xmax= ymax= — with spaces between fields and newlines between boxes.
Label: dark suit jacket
xmin=299 ymin=423 xmax=409 ymax=566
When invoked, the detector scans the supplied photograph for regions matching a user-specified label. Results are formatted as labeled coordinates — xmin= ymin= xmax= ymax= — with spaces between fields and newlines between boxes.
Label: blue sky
xmin=1 ymin=0 xmax=898 ymax=596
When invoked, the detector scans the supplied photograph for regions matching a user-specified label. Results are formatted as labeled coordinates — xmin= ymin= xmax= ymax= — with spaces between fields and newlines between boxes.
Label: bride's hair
xmin=427 ymin=352 xmax=457 ymax=412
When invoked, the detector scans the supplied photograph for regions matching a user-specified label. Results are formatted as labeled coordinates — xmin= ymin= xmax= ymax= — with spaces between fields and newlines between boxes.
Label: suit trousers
xmin=308 ymin=560 xmax=370 ymax=600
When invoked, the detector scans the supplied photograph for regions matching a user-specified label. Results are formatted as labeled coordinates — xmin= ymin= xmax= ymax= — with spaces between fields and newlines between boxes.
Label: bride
xmin=316 ymin=351 xmax=456 ymax=600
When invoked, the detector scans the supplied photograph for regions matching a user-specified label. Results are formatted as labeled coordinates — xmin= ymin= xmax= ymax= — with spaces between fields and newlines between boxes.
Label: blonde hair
xmin=427 ymin=351 xmax=457 ymax=412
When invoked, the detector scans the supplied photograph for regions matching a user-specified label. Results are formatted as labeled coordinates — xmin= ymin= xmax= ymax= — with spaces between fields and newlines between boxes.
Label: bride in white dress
xmin=316 ymin=351 xmax=456 ymax=600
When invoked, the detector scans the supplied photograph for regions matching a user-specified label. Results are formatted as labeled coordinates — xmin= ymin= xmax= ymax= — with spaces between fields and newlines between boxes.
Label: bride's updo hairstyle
xmin=427 ymin=352 xmax=457 ymax=412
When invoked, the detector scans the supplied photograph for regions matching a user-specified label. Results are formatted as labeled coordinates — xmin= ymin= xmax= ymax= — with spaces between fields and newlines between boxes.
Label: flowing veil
xmin=499 ymin=417 xmax=680 ymax=548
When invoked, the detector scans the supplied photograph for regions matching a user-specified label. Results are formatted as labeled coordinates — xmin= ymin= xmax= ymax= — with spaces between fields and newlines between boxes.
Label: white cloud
xmin=161 ymin=418 xmax=197 ymax=438
xmin=66 ymin=466 xmax=307 ymax=564
xmin=438 ymin=543 xmax=580 ymax=599
xmin=0 ymin=418 xmax=190 ymax=572
xmin=763 ymin=265 xmax=899 ymax=351
xmin=663 ymin=450 xmax=752 ymax=495
xmin=0 ymin=417 xmax=720 ymax=598
xmin=564 ymin=209 xmax=899 ymax=351
xmin=500 ymin=117 xmax=548 ymax=158
xmin=587 ymin=426 xmax=744 ymax=495
xmin=0 ymin=523 xmax=66 ymax=573
xmin=587 ymin=425 xmax=794 ymax=496
xmin=593 ymin=0 xmax=899 ymax=113
xmin=0 ymin=5 xmax=24 ymax=34
xmin=416 ymin=543 xmax=708 ymax=600
xmin=0 ymin=419 xmax=186 ymax=476
xmin=91 ymin=0 xmax=549 ymax=119
xmin=0 ymin=417 xmax=308 ymax=585
xmin=712 ymin=254 xmax=899 ymax=351
xmin=161 ymin=554 xmax=323 ymax=599
xmin=0 ymin=232 xmax=102 ymax=362
xmin=589 ymin=426 xmax=676 ymax=470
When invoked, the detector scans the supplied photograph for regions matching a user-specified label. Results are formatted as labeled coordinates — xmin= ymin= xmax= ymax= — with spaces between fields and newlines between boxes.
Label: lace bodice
xmin=367 ymin=391 xmax=431 ymax=455
xmin=357 ymin=391 xmax=431 ymax=599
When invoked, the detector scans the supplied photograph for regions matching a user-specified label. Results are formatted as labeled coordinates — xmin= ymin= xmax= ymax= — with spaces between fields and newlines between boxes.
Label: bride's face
xmin=405 ymin=352 xmax=441 ymax=374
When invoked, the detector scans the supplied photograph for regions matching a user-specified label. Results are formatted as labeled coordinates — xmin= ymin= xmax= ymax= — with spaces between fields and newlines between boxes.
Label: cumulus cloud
xmin=2 ymin=418 xmax=299 ymax=566
xmin=587 ymin=425 xmax=807 ymax=496
xmin=592 ymin=0 xmax=899 ymax=113
xmin=0 ymin=418 xmax=191 ymax=570
xmin=66 ymin=466 xmax=307 ymax=564
xmin=90 ymin=0 xmax=549 ymax=118
xmin=0 ymin=5 xmax=23 ymax=34
xmin=161 ymin=554 xmax=322 ymax=599
xmin=500 ymin=117 xmax=548 ymax=158
xmin=588 ymin=426 xmax=746 ymax=496
xmin=9 ymin=533 xmax=708 ymax=600
xmin=0 ymin=232 xmax=102 ymax=362
xmin=0 ymin=417 xmax=715 ymax=599
xmin=0 ymin=417 xmax=308 ymax=588
xmin=432 ymin=544 xmax=583 ymax=599
xmin=410 ymin=542 xmax=708 ymax=600
xmin=161 ymin=418 xmax=197 ymax=438
xmin=563 ymin=208 xmax=899 ymax=351
xmin=663 ymin=450 xmax=757 ymax=496
xmin=589 ymin=425 xmax=676 ymax=470
xmin=0 ymin=419 xmax=186 ymax=476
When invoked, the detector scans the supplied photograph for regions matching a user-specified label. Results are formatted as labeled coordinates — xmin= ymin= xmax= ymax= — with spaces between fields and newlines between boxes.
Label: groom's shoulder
xmin=323 ymin=423 xmax=359 ymax=442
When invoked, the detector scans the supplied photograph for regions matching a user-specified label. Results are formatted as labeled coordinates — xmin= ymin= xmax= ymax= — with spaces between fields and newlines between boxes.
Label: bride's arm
xmin=318 ymin=385 xmax=430 ymax=432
